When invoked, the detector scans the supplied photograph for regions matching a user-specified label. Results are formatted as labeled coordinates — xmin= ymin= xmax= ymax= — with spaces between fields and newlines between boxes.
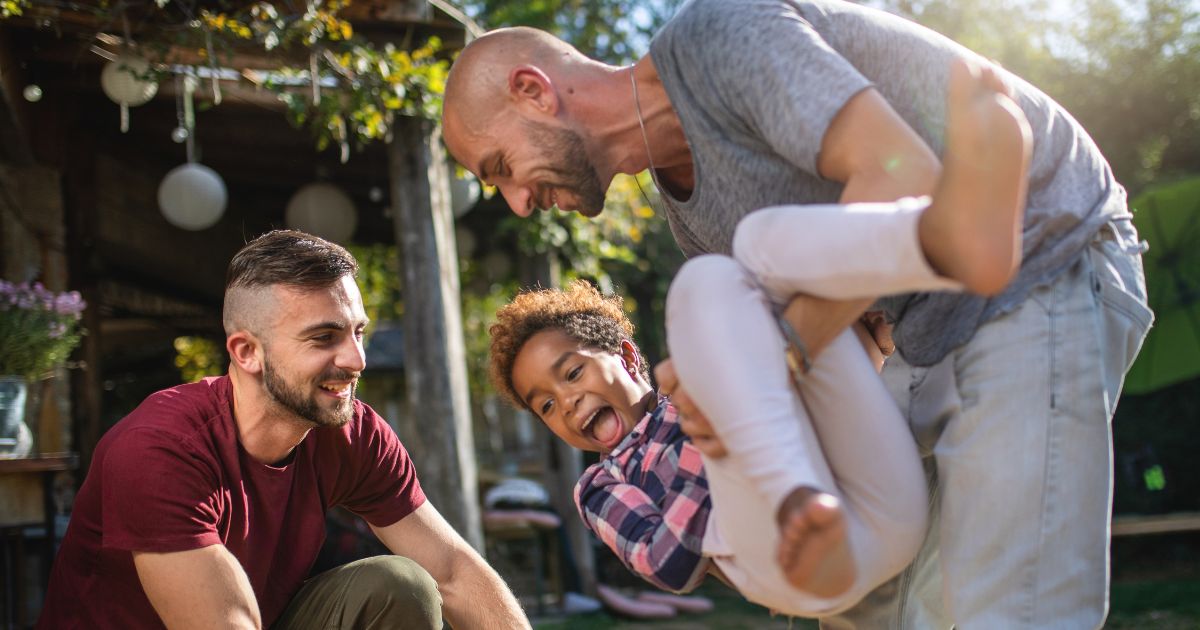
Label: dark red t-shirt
xmin=38 ymin=376 xmax=426 ymax=628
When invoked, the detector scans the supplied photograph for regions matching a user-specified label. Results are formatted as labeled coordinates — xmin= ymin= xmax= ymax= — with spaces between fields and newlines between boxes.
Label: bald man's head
xmin=443 ymin=27 xmax=587 ymax=136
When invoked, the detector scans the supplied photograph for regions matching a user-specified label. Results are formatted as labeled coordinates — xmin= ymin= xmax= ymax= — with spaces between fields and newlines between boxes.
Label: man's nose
xmin=500 ymin=185 xmax=534 ymax=217
xmin=338 ymin=335 xmax=366 ymax=374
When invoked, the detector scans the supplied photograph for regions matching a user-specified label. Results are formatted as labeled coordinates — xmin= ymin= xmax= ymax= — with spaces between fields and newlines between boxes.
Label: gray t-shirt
xmin=649 ymin=0 xmax=1128 ymax=366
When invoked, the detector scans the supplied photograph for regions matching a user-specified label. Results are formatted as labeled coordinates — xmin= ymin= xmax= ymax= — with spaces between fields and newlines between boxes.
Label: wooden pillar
xmin=519 ymin=253 xmax=598 ymax=596
xmin=60 ymin=109 xmax=101 ymax=475
xmin=387 ymin=116 xmax=482 ymax=551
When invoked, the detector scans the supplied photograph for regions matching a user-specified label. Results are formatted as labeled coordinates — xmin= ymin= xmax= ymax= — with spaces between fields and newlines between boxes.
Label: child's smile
xmin=510 ymin=329 xmax=655 ymax=453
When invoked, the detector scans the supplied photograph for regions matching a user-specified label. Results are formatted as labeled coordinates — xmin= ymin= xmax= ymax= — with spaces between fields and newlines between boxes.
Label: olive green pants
xmin=273 ymin=556 xmax=443 ymax=629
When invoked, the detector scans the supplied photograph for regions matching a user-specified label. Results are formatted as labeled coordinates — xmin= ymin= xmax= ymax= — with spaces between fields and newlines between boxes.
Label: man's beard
xmin=523 ymin=120 xmax=607 ymax=217
xmin=262 ymin=358 xmax=356 ymax=428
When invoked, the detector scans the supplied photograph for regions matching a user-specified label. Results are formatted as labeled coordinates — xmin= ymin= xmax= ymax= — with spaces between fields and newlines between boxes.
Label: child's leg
xmin=665 ymin=255 xmax=834 ymax=523
xmin=733 ymin=59 xmax=1031 ymax=303
xmin=782 ymin=326 xmax=928 ymax=597
xmin=733 ymin=197 xmax=963 ymax=305
xmin=666 ymin=257 xmax=926 ymax=611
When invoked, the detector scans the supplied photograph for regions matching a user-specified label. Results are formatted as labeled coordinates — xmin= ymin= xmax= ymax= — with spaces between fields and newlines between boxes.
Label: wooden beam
xmin=1112 ymin=512 xmax=1200 ymax=537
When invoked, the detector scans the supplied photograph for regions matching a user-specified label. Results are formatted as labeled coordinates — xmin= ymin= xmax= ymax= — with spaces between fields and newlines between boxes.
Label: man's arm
xmin=371 ymin=502 xmax=530 ymax=629
xmin=784 ymin=87 xmax=943 ymax=359
xmin=660 ymin=90 xmax=940 ymax=458
xmin=134 ymin=545 xmax=261 ymax=630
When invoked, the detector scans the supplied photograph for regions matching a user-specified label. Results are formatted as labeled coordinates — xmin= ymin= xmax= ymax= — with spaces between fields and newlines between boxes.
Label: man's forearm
xmin=441 ymin=553 xmax=529 ymax=629
xmin=780 ymin=295 xmax=876 ymax=360
xmin=784 ymin=152 xmax=937 ymax=359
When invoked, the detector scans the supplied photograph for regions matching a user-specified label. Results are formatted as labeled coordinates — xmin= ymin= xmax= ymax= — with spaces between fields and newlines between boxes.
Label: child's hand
xmin=654 ymin=359 xmax=729 ymax=458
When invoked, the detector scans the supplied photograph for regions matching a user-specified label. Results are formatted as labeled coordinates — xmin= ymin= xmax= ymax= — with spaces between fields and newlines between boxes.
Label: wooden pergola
xmin=0 ymin=0 xmax=487 ymax=548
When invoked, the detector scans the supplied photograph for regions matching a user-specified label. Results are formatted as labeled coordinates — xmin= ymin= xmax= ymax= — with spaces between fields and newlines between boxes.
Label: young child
xmin=489 ymin=58 xmax=1031 ymax=616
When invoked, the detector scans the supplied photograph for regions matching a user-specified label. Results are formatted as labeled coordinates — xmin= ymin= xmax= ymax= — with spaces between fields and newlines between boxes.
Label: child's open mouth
xmin=582 ymin=406 xmax=622 ymax=447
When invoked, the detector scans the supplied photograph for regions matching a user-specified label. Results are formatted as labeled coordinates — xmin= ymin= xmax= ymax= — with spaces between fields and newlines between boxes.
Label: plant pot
xmin=0 ymin=375 xmax=33 ymax=458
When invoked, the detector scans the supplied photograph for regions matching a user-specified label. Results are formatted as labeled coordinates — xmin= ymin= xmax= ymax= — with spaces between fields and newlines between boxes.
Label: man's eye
xmin=312 ymin=334 xmax=334 ymax=343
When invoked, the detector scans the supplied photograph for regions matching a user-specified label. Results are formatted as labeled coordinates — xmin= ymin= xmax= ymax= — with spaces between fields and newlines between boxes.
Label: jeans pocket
xmin=1088 ymin=241 xmax=1154 ymax=392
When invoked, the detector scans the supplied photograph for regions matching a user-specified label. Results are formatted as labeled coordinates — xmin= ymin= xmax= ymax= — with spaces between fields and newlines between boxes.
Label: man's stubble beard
xmin=523 ymin=120 xmax=607 ymax=217
xmin=262 ymin=357 xmax=355 ymax=428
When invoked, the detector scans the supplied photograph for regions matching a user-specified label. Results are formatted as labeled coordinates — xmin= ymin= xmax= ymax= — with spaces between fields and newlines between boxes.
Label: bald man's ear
xmin=509 ymin=65 xmax=558 ymax=114
xmin=227 ymin=331 xmax=264 ymax=376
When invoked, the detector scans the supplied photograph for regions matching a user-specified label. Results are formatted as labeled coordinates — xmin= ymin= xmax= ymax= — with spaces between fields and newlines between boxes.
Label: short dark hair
xmin=226 ymin=230 xmax=358 ymax=292
xmin=489 ymin=280 xmax=647 ymax=410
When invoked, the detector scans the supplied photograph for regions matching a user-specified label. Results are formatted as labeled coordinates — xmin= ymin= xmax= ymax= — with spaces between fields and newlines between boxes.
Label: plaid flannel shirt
xmin=575 ymin=398 xmax=712 ymax=593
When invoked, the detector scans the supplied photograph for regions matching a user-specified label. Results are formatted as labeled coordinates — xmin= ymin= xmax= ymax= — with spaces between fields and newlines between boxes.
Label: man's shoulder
xmin=101 ymin=377 xmax=231 ymax=454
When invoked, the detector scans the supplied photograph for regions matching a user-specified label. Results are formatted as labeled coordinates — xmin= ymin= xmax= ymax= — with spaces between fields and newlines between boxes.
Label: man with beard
xmin=39 ymin=230 xmax=529 ymax=630
xmin=441 ymin=2 xmax=1152 ymax=627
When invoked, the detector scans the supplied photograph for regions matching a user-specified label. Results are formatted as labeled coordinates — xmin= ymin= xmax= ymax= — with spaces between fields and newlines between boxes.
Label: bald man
xmin=442 ymin=1 xmax=1151 ymax=628
xmin=40 ymin=230 xmax=529 ymax=630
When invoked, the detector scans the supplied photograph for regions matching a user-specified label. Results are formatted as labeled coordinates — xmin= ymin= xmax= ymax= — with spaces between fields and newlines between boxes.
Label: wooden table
xmin=0 ymin=453 xmax=78 ymax=629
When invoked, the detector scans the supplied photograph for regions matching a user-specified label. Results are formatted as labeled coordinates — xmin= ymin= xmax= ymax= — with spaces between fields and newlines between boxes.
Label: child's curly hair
xmin=489 ymin=280 xmax=649 ymax=410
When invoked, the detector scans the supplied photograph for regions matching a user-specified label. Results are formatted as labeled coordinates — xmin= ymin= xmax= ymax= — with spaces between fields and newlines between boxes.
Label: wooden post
xmin=519 ymin=253 xmax=598 ymax=596
xmin=387 ymin=116 xmax=483 ymax=551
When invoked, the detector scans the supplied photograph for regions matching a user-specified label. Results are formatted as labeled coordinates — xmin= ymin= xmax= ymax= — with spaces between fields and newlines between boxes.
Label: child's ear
xmin=619 ymin=339 xmax=640 ymax=376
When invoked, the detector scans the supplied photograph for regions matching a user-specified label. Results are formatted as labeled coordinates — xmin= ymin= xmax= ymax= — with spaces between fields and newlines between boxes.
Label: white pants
xmin=665 ymin=200 xmax=958 ymax=615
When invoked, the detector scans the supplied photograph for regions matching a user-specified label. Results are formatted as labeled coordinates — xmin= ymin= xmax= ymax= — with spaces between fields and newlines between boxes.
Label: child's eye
xmin=567 ymin=365 xmax=582 ymax=381
xmin=540 ymin=399 xmax=554 ymax=415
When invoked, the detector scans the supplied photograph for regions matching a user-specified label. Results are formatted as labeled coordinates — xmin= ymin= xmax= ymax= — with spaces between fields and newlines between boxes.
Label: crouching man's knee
xmin=342 ymin=556 xmax=442 ymax=629
xmin=274 ymin=556 xmax=442 ymax=630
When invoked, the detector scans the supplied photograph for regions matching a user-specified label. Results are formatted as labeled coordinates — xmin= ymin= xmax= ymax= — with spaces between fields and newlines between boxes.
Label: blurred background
xmin=0 ymin=0 xmax=1197 ymax=627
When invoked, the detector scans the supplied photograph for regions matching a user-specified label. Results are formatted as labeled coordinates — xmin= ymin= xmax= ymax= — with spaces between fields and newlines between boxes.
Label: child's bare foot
xmin=919 ymin=57 xmax=1033 ymax=296
xmin=776 ymin=486 xmax=856 ymax=598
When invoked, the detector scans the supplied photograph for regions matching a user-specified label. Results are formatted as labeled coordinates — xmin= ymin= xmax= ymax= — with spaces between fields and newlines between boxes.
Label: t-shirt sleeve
xmin=662 ymin=0 xmax=873 ymax=175
xmin=102 ymin=428 xmax=223 ymax=553
xmin=335 ymin=404 xmax=426 ymax=527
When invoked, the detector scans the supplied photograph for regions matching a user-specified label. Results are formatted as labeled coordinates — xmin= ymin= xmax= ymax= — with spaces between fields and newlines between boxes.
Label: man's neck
xmin=575 ymin=57 xmax=694 ymax=194
xmin=229 ymin=369 xmax=313 ymax=465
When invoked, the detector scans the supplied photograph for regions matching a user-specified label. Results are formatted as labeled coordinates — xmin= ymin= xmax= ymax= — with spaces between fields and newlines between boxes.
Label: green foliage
xmin=0 ymin=0 xmax=27 ymax=18
xmin=466 ymin=0 xmax=686 ymax=62
xmin=5 ymin=0 xmax=449 ymax=151
xmin=272 ymin=38 xmax=449 ymax=150
xmin=0 ymin=281 xmax=86 ymax=379
xmin=870 ymin=0 xmax=1200 ymax=195
xmin=347 ymin=243 xmax=404 ymax=329
xmin=173 ymin=336 xmax=224 ymax=383
xmin=459 ymin=279 xmax=521 ymax=401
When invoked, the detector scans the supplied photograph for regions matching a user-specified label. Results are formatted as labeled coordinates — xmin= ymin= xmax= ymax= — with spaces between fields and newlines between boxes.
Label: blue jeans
xmin=824 ymin=218 xmax=1153 ymax=629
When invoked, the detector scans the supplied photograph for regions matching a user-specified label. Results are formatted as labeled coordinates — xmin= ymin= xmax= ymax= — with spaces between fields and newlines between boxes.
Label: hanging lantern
xmin=285 ymin=182 xmax=358 ymax=244
xmin=158 ymin=163 xmax=227 ymax=230
xmin=101 ymin=54 xmax=158 ymax=133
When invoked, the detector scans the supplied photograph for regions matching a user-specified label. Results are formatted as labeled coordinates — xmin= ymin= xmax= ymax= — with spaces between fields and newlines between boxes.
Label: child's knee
xmin=667 ymin=255 xmax=750 ymax=315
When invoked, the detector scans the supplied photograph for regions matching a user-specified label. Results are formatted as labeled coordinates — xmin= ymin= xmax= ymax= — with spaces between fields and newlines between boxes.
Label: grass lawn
xmin=532 ymin=573 xmax=1200 ymax=629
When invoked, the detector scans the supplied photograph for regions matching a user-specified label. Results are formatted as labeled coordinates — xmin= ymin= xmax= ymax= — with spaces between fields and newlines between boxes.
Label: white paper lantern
xmin=158 ymin=163 xmax=227 ymax=230
xmin=286 ymin=183 xmax=358 ymax=244
xmin=449 ymin=172 xmax=480 ymax=218
xmin=101 ymin=54 xmax=158 ymax=132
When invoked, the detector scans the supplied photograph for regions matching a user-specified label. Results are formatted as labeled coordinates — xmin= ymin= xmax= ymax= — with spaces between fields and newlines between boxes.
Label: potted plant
xmin=0 ymin=280 xmax=86 ymax=458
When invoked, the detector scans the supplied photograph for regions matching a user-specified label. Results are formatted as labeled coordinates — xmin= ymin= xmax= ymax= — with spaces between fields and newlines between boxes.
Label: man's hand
xmin=654 ymin=359 xmax=728 ymax=458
